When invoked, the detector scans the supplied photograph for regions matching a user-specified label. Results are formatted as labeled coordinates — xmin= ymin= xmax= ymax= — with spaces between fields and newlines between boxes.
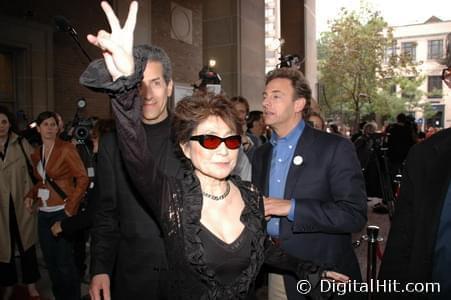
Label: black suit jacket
xmin=378 ymin=128 xmax=451 ymax=300
xmin=90 ymin=131 xmax=182 ymax=299
xmin=252 ymin=124 xmax=367 ymax=299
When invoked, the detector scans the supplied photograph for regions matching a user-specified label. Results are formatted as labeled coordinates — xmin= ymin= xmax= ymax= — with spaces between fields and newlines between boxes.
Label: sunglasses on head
xmin=189 ymin=134 xmax=242 ymax=150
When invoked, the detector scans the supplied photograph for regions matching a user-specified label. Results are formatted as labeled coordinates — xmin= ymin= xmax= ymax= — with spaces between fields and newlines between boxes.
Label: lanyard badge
xmin=40 ymin=143 xmax=55 ymax=184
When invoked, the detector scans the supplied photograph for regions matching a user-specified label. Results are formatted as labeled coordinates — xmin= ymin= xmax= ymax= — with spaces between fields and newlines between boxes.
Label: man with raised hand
xmin=81 ymin=2 xmax=182 ymax=300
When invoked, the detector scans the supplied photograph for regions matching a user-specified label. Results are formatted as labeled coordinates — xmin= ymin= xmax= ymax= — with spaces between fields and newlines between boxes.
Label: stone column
xmin=280 ymin=0 xmax=317 ymax=100
xmin=203 ymin=0 xmax=265 ymax=109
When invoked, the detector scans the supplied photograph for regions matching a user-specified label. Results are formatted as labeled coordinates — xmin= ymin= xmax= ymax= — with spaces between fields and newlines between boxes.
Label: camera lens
xmin=74 ymin=126 xmax=89 ymax=140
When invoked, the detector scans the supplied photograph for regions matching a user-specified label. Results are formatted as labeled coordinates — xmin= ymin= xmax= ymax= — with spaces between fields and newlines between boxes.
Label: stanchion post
xmin=366 ymin=225 xmax=380 ymax=300
xmin=367 ymin=225 xmax=380 ymax=281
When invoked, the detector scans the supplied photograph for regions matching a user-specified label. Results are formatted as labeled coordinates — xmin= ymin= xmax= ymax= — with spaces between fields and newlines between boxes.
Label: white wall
xmin=392 ymin=19 xmax=451 ymax=128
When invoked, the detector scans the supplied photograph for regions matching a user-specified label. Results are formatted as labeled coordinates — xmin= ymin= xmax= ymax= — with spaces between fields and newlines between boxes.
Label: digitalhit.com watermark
xmin=297 ymin=279 xmax=441 ymax=296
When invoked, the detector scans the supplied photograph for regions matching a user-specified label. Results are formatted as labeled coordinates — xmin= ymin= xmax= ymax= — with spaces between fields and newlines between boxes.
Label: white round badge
xmin=293 ymin=155 xmax=303 ymax=166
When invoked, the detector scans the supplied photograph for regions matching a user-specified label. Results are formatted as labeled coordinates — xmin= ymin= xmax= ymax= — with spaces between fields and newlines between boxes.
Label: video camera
xmin=71 ymin=98 xmax=95 ymax=144
xmin=193 ymin=65 xmax=222 ymax=95
xmin=198 ymin=66 xmax=221 ymax=85
xmin=368 ymin=132 xmax=386 ymax=151
xmin=73 ymin=118 xmax=94 ymax=142
xmin=277 ymin=54 xmax=302 ymax=69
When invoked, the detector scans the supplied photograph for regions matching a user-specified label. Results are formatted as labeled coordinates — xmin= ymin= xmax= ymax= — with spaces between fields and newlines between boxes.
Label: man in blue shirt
xmin=252 ymin=68 xmax=367 ymax=299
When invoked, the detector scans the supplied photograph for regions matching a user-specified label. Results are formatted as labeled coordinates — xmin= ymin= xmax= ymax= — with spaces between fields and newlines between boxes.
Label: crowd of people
xmin=1 ymin=1 xmax=451 ymax=300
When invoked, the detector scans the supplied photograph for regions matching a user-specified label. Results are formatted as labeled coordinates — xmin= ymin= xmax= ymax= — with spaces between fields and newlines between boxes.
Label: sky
xmin=315 ymin=0 xmax=451 ymax=38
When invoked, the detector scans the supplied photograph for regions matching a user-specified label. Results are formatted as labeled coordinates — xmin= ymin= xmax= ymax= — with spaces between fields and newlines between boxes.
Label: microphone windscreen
xmin=54 ymin=16 xmax=71 ymax=32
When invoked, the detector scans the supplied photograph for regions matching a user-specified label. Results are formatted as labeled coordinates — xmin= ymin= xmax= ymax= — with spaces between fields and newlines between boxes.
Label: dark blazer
xmin=252 ymin=124 xmax=367 ymax=299
xmin=90 ymin=132 xmax=182 ymax=299
xmin=377 ymin=128 xmax=451 ymax=300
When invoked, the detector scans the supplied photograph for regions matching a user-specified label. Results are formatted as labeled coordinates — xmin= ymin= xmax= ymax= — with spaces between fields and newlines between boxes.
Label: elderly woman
xmin=82 ymin=2 xmax=348 ymax=299
xmin=0 ymin=106 xmax=40 ymax=299
xmin=24 ymin=111 xmax=89 ymax=300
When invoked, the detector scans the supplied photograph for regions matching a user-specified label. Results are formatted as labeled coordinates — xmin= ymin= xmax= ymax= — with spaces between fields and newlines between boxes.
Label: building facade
xmin=391 ymin=17 xmax=451 ymax=129
xmin=0 ymin=0 xmax=315 ymax=123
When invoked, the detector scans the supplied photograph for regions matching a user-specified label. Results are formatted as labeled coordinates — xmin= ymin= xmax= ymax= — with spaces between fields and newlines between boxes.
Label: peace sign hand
xmin=87 ymin=1 xmax=138 ymax=81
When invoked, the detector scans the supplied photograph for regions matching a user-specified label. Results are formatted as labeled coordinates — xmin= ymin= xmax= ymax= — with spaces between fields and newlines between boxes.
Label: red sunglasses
xmin=190 ymin=135 xmax=242 ymax=150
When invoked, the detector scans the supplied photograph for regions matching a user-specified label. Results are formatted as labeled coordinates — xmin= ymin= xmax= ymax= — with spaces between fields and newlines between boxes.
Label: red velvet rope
xmin=376 ymin=242 xmax=384 ymax=260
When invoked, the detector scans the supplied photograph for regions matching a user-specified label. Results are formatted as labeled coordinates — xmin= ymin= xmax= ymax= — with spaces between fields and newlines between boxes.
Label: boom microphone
xmin=53 ymin=15 xmax=92 ymax=62
xmin=54 ymin=15 xmax=77 ymax=36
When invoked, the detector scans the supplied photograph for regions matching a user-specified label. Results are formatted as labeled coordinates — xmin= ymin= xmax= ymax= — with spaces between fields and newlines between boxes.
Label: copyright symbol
xmin=297 ymin=280 xmax=312 ymax=294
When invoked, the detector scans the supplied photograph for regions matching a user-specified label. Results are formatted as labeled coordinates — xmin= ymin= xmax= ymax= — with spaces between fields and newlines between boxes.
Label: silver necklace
xmin=202 ymin=181 xmax=231 ymax=201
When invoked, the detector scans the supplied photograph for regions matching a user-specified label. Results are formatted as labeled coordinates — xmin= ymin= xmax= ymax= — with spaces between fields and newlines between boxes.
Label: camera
xmin=193 ymin=66 xmax=222 ymax=95
xmin=73 ymin=118 xmax=94 ymax=143
xmin=277 ymin=54 xmax=302 ymax=69
xmin=71 ymin=98 xmax=95 ymax=144
xmin=198 ymin=65 xmax=221 ymax=85
xmin=368 ymin=132 xmax=386 ymax=151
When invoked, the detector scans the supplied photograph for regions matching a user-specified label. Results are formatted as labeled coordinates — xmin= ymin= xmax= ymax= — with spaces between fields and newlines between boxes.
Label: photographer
xmin=354 ymin=122 xmax=382 ymax=199
xmin=49 ymin=101 xmax=101 ymax=281
xmin=385 ymin=113 xmax=416 ymax=180
xmin=50 ymin=118 xmax=115 ymax=281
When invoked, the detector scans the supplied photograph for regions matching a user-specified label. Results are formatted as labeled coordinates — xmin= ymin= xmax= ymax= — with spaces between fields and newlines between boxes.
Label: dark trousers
xmin=38 ymin=210 xmax=80 ymax=300
xmin=72 ymin=228 xmax=88 ymax=280
xmin=0 ymin=197 xmax=40 ymax=286
xmin=73 ymin=202 xmax=89 ymax=280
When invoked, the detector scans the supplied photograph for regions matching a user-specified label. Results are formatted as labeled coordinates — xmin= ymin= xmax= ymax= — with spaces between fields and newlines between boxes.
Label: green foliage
xmin=397 ymin=76 xmax=424 ymax=113
xmin=422 ymin=102 xmax=436 ymax=119
xmin=318 ymin=3 xmax=421 ymax=129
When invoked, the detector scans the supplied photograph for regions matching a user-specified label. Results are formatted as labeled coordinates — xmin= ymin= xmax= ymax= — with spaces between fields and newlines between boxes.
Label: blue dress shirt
xmin=267 ymin=120 xmax=305 ymax=238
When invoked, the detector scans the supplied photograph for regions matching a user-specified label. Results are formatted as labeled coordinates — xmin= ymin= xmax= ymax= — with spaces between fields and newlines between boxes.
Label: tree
xmin=318 ymin=5 xmax=419 ymax=130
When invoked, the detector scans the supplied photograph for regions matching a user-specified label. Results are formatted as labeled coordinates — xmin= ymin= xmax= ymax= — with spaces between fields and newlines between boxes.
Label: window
xmin=428 ymin=76 xmax=442 ymax=98
xmin=401 ymin=42 xmax=416 ymax=61
xmin=265 ymin=23 xmax=273 ymax=33
xmin=383 ymin=78 xmax=397 ymax=94
xmin=384 ymin=43 xmax=396 ymax=64
xmin=265 ymin=8 xmax=273 ymax=17
xmin=428 ymin=40 xmax=443 ymax=59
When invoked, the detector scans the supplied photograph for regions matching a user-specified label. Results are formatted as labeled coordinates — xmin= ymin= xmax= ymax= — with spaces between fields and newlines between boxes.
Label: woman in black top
xmin=82 ymin=2 xmax=348 ymax=299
